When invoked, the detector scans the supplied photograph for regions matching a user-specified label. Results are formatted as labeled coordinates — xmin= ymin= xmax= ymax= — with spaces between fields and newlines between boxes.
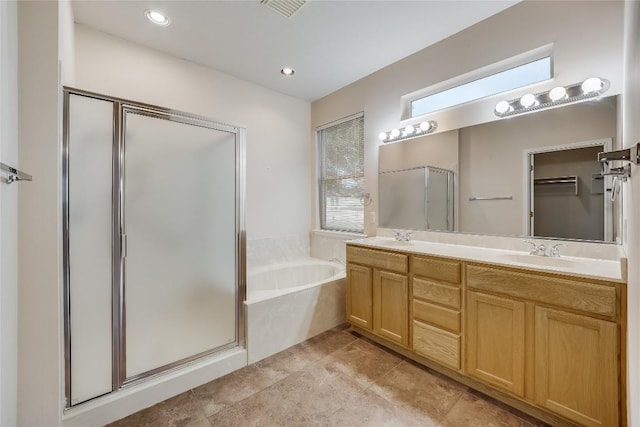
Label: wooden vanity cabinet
xmin=411 ymin=255 xmax=463 ymax=371
xmin=466 ymin=264 xmax=621 ymax=427
xmin=466 ymin=290 xmax=525 ymax=396
xmin=346 ymin=244 xmax=625 ymax=426
xmin=373 ymin=270 xmax=408 ymax=345
xmin=534 ymin=307 xmax=618 ymax=427
xmin=346 ymin=245 xmax=409 ymax=346
xmin=346 ymin=263 xmax=373 ymax=329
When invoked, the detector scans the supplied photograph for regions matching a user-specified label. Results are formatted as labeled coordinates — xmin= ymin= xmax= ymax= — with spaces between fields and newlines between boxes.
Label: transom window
xmin=317 ymin=113 xmax=364 ymax=233
xmin=409 ymin=54 xmax=553 ymax=118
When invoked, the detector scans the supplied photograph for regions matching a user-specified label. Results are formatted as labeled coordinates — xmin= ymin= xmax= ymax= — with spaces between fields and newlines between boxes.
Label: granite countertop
xmin=347 ymin=237 xmax=626 ymax=283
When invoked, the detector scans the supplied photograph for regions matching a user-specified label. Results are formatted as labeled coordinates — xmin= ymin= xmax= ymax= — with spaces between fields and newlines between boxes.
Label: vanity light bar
xmin=378 ymin=120 xmax=438 ymax=144
xmin=494 ymin=77 xmax=610 ymax=118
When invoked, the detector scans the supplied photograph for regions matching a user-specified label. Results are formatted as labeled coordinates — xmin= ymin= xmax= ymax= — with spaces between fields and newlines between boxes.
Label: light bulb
xmin=145 ymin=10 xmax=170 ymax=26
xmin=390 ymin=128 xmax=400 ymax=138
xmin=495 ymin=100 xmax=511 ymax=114
xmin=419 ymin=121 xmax=432 ymax=132
xmin=581 ymin=77 xmax=603 ymax=94
xmin=404 ymin=125 xmax=415 ymax=135
xmin=549 ymin=86 xmax=567 ymax=101
xmin=520 ymin=93 xmax=537 ymax=108
xmin=280 ymin=67 xmax=295 ymax=76
xmin=377 ymin=132 xmax=387 ymax=141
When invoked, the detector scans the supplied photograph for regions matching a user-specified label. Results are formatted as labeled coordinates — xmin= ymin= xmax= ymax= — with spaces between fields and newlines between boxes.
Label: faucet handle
xmin=524 ymin=240 xmax=538 ymax=254
xmin=393 ymin=230 xmax=401 ymax=239
xmin=404 ymin=232 xmax=413 ymax=241
xmin=547 ymin=243 xmax=564 ymax=257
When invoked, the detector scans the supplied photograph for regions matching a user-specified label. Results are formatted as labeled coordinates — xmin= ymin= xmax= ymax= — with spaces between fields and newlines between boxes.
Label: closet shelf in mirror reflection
xmin=378 ymin=120 xmax=437 ymax=144
xmin=534 ymin=176 xmax=578 ymax=195
xmin=494 ymin=77 xmax=610 ymax=118
xmin=468 ymin=196 xmax=513 ymax=201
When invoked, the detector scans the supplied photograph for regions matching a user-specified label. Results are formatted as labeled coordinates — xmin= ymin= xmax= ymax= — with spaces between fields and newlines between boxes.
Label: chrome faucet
xmin=546 ymin=243 xmax=564 ymax=257
xmin=524 ymin=241 xmax=563 ymax=257
xmin=524 ymin=241 xmax=545 ymax=256
xmin=598 ymin=142 xmax=639 ymax=181
xmin=393 ymin=230 xmax=412 ymax=242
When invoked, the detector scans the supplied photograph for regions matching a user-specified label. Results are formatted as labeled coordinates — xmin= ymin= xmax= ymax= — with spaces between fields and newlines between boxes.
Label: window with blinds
xmin=318 ymin=113 xmax=364 ymax=233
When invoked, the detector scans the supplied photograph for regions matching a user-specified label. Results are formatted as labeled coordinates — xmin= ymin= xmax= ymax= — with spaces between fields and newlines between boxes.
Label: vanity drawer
xmin=413 ymin=299 xmax=461 ymax=333
xmin=467 ymin=264 xmax=617 ymax=318
xmin=347 ymin=245 xmax=408 ymax=273
xmin=413 ymin=320 xmax=460 ymax=370
xmin=413 ymin=256 xmax=461 ymax=284
xmin=413 ymin=278 xmax=461 ymax=309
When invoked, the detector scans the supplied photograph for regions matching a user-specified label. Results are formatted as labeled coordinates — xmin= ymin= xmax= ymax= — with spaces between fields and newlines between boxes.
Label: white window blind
xmin=318 ymin=114 xmax=364 ymax=233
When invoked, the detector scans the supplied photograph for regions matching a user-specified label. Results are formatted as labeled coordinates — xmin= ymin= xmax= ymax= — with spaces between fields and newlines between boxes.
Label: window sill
xmin=312 ymin=229 xmax=368 ymax=239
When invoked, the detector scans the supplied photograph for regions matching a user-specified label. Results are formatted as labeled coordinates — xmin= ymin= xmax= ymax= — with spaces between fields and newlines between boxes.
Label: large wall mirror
xmin=379 ymin=95 xmax=619 ymax=243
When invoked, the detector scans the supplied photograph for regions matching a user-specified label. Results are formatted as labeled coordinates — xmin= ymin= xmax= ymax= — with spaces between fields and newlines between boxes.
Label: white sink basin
xmin=500 ymin=253 xmax=581 ymax=269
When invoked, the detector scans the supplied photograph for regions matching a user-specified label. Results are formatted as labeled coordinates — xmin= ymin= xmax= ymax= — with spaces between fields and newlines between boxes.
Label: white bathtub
xmin=245 ymin=258 xmax=346 ymax=364
xmin=246 ymin=258 xmax=345 ymax=303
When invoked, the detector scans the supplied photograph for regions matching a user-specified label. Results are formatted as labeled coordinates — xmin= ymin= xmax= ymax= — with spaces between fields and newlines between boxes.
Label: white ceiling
xmin=72 ymin=0 xmax=519 ymax=101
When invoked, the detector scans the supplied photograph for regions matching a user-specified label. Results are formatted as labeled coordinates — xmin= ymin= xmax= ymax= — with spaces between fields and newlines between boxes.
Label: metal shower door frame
xmin=62 ymin=87 xmax=246 ymax=408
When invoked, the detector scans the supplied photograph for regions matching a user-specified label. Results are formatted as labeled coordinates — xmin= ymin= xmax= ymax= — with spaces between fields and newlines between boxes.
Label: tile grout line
xmin=434 ymin=387 xmax=469 ymax=427
xmin=362 ymin=357 xmax=407 ymax=394
xmin=205 ymin=366 xmax=281 ymax=421
xmin=187 ymin=388 xmax=212 ymax=426
xmin=202 ymin=331 xmax=355 ymax=423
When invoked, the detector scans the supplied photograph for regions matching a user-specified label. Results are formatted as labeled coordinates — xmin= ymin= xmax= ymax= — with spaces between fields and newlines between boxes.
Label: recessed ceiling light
xmin=145 ymin=10 xmax=170 ymax=26
xmin=280 ymin=67 xmax=295 ymax=76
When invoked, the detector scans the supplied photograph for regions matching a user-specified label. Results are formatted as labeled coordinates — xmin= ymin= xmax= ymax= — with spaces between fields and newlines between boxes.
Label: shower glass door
xmin=122 ymin=108 xmax=239 ymax=380
xmin=64 ymin=89 xmax=245 ymax=406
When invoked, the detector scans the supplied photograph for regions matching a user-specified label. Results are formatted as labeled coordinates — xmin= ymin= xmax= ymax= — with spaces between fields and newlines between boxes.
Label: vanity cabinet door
xmin=466 ymin=291 xmax=525 ymax=397
xmin=373 ymin=270 xmax=409 ymax=346
xmin=534 ymin=307 xmax=618 ymax=427
xmin=346 ymin=263 xmax=373 ymax=330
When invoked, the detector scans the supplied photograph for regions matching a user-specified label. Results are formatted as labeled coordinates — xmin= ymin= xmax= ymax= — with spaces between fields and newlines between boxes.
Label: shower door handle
xmin=121 ymin=233 xmax=128 ymax=258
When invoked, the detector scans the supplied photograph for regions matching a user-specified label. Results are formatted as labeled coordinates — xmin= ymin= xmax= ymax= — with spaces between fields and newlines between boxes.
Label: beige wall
xmin=622 ymin=1 xmax=640 ymax=424
xmin=311 ymin=0 xmax=624 ymax=236
xmin=458 ymin=98 xmax=617 ymax=236
xmin=18 ymin=1 xmax=64 ymax=425
xmin=378 ymin=130 xmax=458 ymax=173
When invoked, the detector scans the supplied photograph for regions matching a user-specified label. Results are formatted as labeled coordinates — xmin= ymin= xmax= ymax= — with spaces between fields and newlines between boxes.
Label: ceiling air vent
xmin=261 ymin=0 xmax=306 ymax=18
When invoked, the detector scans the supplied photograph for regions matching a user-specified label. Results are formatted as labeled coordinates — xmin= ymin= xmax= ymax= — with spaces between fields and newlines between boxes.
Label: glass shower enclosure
xmin=379 ymin=166 xmax=455 ymax=231
xmin=63 ymin=88 xmax=245 ymax=407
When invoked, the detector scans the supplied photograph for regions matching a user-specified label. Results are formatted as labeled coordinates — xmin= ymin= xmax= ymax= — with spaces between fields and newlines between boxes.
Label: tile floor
xmin=109 ymin=325 xmax=548 ymax=427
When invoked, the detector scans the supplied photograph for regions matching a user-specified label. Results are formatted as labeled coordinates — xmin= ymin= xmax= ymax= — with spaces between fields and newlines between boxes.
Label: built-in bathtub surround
xmin=377 ymin=228 xmax=624 ymax=262
xmin=246 ymin=234 xmax=310 ymax=269
xmin=245 ymin=258 xmax=346 ymax=364
xmin=310 ymin=229 xmax=364 ymax=263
